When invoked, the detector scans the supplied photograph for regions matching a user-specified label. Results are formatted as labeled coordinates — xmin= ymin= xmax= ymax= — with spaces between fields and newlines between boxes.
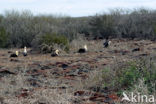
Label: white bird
xmin=104 ymin=40 xmax=111 ymax=48
xmin=78 ymin=44 xmax=88 ymax=53
xmin=51 ymin=49 xmax=59 ymax=57
xmin=10 ymin=51 xmax=19 ymax=57
xmin=23 ymin=46 xmax=27 ymax=56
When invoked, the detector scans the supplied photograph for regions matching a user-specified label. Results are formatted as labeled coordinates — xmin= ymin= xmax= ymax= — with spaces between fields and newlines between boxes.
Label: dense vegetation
xmin=0 ymin=8 xmax=156 ymax=49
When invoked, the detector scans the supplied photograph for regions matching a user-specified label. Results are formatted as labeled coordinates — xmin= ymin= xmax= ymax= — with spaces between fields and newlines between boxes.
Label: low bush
xmin=41 ymin=33 xmax=69 ymax=46
xmin=93 ymin=58 xmax=156 ymax=94
xmin=39 ymin=43 xmax=54 ymax=54
xmin=34 ymin=33 xmax=70 ymax=53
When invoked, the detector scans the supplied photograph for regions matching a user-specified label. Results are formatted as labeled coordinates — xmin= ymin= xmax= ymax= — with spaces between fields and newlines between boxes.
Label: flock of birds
xmin=9 ymin=38 xmax=111 ymax=58
xmin=9 ymin=47 xmax=60 ymax=58
xmin=10 ymin=46 xmax=27 ymax=57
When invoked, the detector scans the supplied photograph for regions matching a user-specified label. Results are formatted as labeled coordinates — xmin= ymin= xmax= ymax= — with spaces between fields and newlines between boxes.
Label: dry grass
xmin=3 ymin=89 xmax=72 ymax=104
xmin=0 ymin=39 xmax=156 ymax=103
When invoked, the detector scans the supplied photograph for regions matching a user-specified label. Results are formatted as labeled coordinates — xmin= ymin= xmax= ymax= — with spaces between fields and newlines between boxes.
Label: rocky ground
xmin=0 ymin=39 xmax=156 ymax=104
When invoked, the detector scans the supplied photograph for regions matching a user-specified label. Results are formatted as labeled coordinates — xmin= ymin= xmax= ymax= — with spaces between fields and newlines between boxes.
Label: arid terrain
xmin=0 ymin=39 xmax=156 ymax=104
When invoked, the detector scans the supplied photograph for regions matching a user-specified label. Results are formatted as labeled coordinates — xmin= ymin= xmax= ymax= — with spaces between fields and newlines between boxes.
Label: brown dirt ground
xmin=0 ymin=39 xmax=156 ymax=104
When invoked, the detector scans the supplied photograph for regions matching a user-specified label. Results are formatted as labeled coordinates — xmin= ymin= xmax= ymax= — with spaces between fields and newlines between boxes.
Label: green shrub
xmin=0 ymin=27 xmax=9 ymax=48
xmin=40 ymin=33 xmax=69 ymax=52
xmin=117 ymin=62 xmax=140 ymax=88
xmin=101 ymin=59 xmax=156 ymax=93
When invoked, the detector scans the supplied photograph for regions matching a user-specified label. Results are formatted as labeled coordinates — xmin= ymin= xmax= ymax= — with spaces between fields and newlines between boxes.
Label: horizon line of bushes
xmin=0 ymin=8 xmax=156 ymax=49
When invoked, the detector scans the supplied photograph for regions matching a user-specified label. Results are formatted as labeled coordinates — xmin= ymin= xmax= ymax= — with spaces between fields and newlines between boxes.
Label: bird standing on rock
xmin=78 ymin=45 xmax=88 ymax=53
xmin=10 ymin=51 xmax=19 ymax=57
xmin=23 ymin=46 xmax=27 ymax=56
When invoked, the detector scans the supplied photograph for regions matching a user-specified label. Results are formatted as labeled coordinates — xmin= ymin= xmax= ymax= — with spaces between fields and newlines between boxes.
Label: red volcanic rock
xmin=18 ymin=92 xmax=29 ymax=98
xmin=17 ymin=89 xmax=31 ymax=98
xmin=108 ymin=93 xmax=119 ymax=100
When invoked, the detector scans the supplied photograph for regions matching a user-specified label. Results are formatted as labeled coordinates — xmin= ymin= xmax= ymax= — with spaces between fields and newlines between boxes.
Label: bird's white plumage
xmin=108 ymin=41 xmax=111 ymax=45
xmin=16 ymin=51 xmax=19 ymax=56
xmin=84 ymin=44 xmax=87 ymax=51
xmin=55 ymin=49 xmax=59 ymax=55
xmin=24 ymin=46 xmax=27 ymax=53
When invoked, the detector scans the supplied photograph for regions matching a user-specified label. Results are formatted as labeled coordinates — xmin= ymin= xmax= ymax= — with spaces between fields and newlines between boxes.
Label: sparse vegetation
xmin=0 ymin=9 xmax=156 ymax=49
xmin=87 ymin=58 xmax=156 ymax=96
xmin=0 ymin=39 xmax=156 ymax=103
xmin=0 ymin=8 xmax=156 ymax=104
